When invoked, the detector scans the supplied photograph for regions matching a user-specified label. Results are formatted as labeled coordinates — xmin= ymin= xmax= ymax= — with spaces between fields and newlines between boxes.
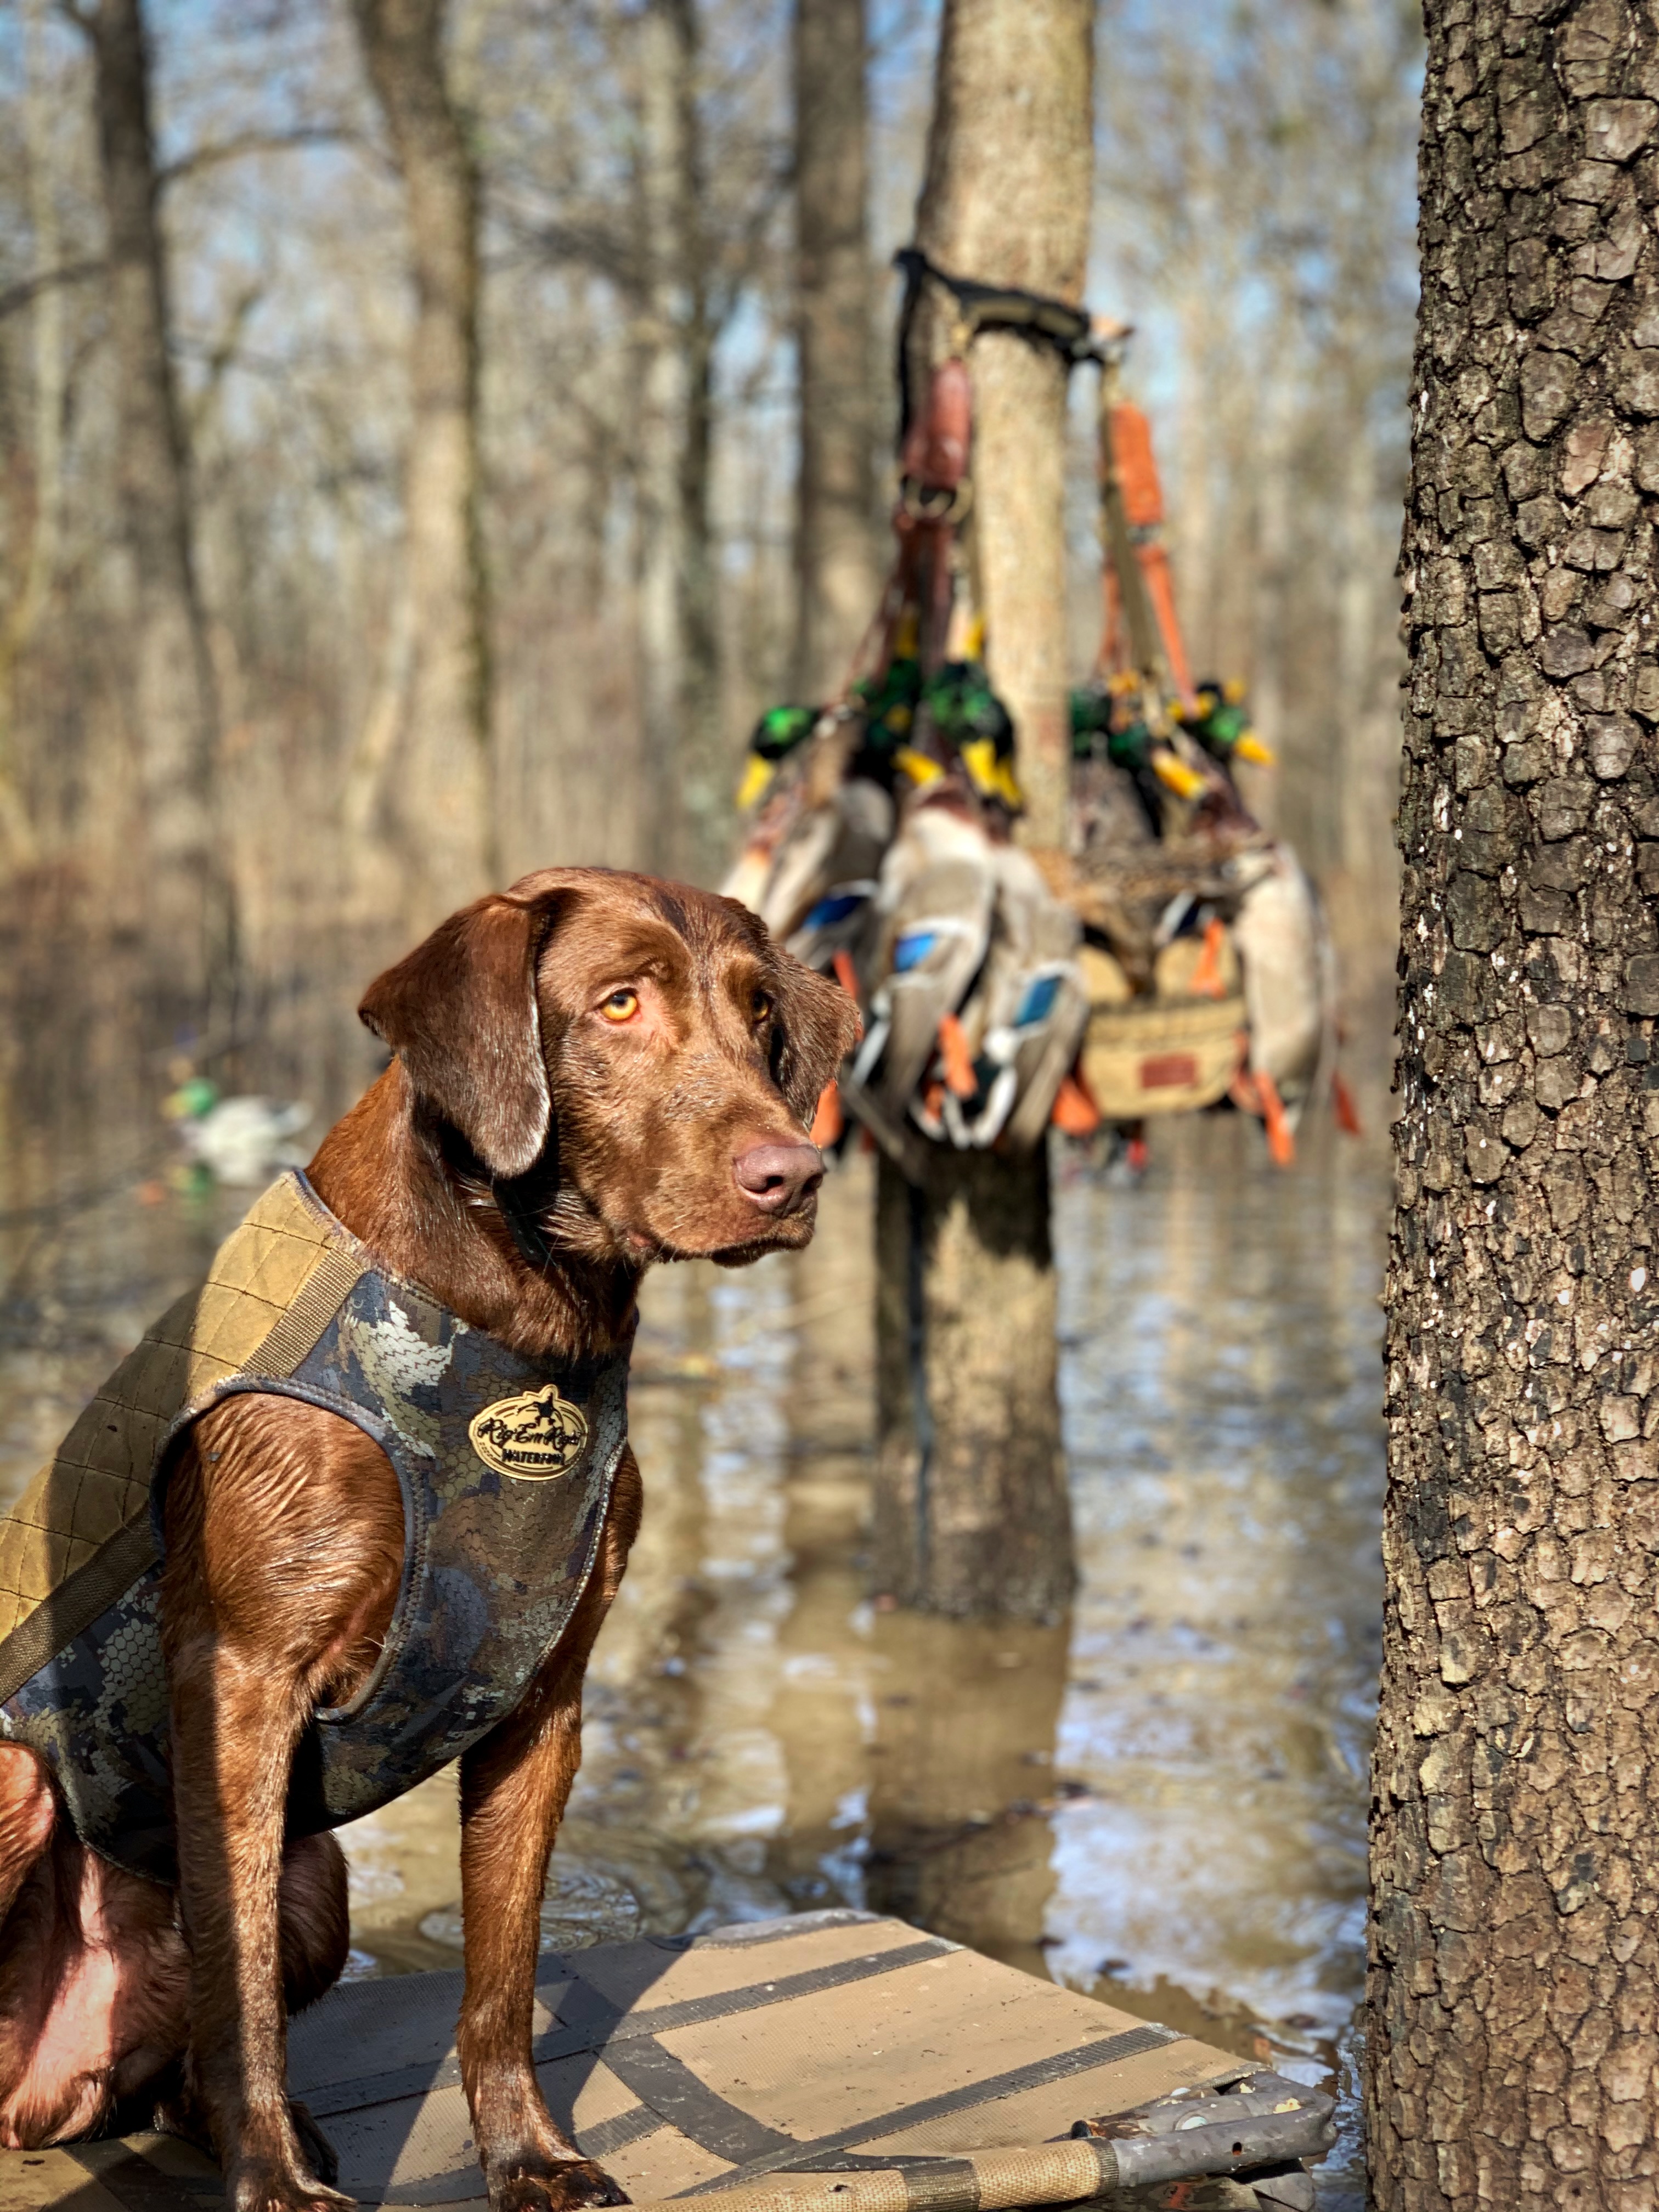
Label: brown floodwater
xmin=0 ymin=972 xmax=1382 ymax=2206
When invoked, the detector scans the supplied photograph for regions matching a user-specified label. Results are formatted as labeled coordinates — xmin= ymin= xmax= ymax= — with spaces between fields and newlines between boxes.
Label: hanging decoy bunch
xmin=724 ymin=255 xmax=1092 ymax=1171
xmin=1059 ymin=336 xmax=1358 ymax=1167
xmin=724 ymin=262 xmax=1360 ymax=1177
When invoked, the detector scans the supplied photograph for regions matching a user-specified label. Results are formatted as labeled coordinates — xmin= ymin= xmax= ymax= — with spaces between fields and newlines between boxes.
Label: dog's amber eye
xmin=752 ymin=991 xmax=772 ymax=1024
xmin=600 ymin=990 xmax=640 ymax=1023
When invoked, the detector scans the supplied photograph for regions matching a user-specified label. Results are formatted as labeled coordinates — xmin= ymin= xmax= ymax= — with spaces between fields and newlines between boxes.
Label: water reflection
xmin=0 ymin=1002 xmax=1381 ymax=2197
xmin=1048 ymin=1119 xmax=1383 ymax=2045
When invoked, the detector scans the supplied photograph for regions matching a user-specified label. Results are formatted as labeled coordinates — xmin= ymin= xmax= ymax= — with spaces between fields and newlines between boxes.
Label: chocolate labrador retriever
xmin=0 ymin=868 xmax=857 ymax=2212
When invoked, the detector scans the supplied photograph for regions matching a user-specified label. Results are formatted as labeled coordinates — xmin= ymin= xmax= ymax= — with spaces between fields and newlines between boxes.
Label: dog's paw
xmin=226 ymin=2154 xmax=357 ymax=2212
xmin=158 ymin=2080 xmax=349 ymax=2209
xmin=488 ymin=2155 xmax=631 ymax=2212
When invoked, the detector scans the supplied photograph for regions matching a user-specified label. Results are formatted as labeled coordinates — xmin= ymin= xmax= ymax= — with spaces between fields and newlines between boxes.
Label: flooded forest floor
xmin=0 ymin=958 xmax=1384 ymax=2204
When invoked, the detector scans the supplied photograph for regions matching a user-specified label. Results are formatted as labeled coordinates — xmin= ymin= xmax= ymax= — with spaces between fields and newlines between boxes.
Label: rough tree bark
xmin=1371 ymin=4 xmax=1659 ymax=2203
xmin=82 ymin=0 xmax=229 ymax=1015
xmin=792 ymin=0 xmax=880 ymax=703
xmin=870 ymin=0 xmax=1092 ymax=1623
xmin=636 ymin=0 xmax=723 ymax=886
xmin=350 ymin=0 xmax=493 ymax=926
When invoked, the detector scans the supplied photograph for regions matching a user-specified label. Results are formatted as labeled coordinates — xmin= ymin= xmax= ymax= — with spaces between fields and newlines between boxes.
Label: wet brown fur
xmin=0 ymin=870 xmax=856 ymax=2212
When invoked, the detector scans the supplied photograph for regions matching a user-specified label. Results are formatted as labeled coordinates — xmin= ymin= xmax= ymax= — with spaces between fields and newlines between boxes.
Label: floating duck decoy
xmin=166 ymin=1081 xmax=312 ymax=1187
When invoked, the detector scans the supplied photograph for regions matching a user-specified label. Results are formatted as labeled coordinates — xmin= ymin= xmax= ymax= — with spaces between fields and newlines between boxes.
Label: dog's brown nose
xmin=733 ymin=1141 xmax=824 ymax=1215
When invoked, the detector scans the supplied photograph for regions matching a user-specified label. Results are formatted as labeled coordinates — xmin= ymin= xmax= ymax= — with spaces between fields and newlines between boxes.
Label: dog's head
xmin=359 ymin=868 xmax=861 ymax=1266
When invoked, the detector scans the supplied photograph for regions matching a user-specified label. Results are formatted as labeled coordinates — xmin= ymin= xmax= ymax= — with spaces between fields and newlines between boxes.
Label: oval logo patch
xmin=469 ymin=1386 xmax=589 ymax=1480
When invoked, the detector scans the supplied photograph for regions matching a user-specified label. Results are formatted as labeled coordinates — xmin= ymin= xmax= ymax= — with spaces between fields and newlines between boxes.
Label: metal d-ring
xmin=899 ymin=477 xmax=973 ymax=526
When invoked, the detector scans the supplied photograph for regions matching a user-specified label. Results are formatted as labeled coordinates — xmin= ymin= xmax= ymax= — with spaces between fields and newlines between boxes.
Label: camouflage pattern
xmin=0 ymin=1173 xmax=631 ymax=1883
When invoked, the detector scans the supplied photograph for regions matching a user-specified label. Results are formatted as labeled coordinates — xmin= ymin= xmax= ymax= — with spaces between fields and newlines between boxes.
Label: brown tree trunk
xmin=915 ymin=0 xmax=1093 ymax=853
xmin=681 ymin=241 xmax=722 ymax=888
xmin=350 ymin=0 xmax=492 ymax=926
xmin=1371 ymin=4 xmax=1659 ymax=2202
xmin=792 ymin=0 xmax=880 ymax=703
xmin=83 ymin=0 xmax=229 ymax=1015
xmin=0 ymin=0 xmax=67 ymax=867
xmin=1248 ymin=362 xmax=1296 ymax=810
xmin=868 ymin=0 xmax=1091 ymax=1625
xmin=636 ymin=0 xmax=724 ymax=887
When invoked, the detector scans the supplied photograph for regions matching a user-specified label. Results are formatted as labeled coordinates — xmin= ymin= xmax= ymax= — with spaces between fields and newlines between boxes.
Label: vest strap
xmin=0 ymin=1520 xmax=156 ymax=1707
xmin=245 ymin=1245 xmax=367 ymax=1380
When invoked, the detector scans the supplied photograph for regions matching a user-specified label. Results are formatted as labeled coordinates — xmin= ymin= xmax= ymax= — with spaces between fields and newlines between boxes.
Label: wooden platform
xmin=2 ymin=1910 xmax=1268 ymax=2210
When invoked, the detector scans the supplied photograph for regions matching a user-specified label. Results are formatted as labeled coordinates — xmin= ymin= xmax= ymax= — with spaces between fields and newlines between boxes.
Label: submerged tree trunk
xmin=873 ymin=1147 xmax=1074 ymax=1618
xmin=350 ymin=0 xmax=492 ymax=925
xmin=1372 ymin=3 xmax=1659 ymax=2202
xmin=84 ymin=0 xmax=229 ymax=1016
xmin=792 ymin=0 xmax=879 ymax=703
xmin=636 ymin=0 xmax=724 ymax=887
xmin=870 ymin=0 xmax=1092 ymax=1624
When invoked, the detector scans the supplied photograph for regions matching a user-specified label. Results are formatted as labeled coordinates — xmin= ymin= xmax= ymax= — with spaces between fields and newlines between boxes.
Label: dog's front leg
xmin=161 ymin=1396 xmax=403 ymax=2209
xmin=458 ymin=1457 xmax=641 ymax=2212
xmin=168 ymin=1631 xmax=352 ymax=2212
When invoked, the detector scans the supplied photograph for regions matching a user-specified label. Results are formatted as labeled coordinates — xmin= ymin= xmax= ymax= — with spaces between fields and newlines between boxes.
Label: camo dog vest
xmin=0 ymin=1171 xmax=630 ymax=1882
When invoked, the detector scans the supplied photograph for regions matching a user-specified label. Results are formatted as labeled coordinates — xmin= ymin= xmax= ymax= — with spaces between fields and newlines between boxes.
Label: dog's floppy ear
xmin=359 ymin=888 xmax=568 ymax=1176
xmin=766 ymin=950 xmax=862 ymax=1127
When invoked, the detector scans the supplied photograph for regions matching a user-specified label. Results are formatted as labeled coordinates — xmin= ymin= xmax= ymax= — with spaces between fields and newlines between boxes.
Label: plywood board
xmin=4 ymin=1912 xmax=1252 ymax=2211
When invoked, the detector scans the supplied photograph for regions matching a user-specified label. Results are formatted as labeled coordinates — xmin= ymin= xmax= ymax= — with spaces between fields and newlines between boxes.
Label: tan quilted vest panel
xmin=0 ymin=1175 xmax=363 ymax=1686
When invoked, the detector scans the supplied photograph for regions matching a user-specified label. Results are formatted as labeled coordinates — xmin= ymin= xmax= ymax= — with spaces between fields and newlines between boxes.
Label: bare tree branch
xmin=156 ymin=124 xmax=356 ymax=191
xmin=494 ymin=207 xmax=642 ymax=293
xmin=183 ymin=275 xmax=268 ymax=442
xmin=0 ymin=260 xmax=106 ymax=323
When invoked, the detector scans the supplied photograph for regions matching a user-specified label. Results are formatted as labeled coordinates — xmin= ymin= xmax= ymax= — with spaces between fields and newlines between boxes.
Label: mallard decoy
xmin=849 ymin=803 xmax=997 ymax=1124
xmin=745 ymin=777 xmax=893 ymax=952
xmin=736 ymin=702 xmax=820 ymax=812
xmin=1181 ymin=677 xmax=1274 ymax=770
xmin=1070 ymin=688 xmax=1207 ymax=806
xmin=922 ymin=660 xmax=1023 ymax=811
xmin=1227 ymin=841 xmax=1335 ymax=1161
xmin=936 ymin=842 xmax=1087 ymax=1153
